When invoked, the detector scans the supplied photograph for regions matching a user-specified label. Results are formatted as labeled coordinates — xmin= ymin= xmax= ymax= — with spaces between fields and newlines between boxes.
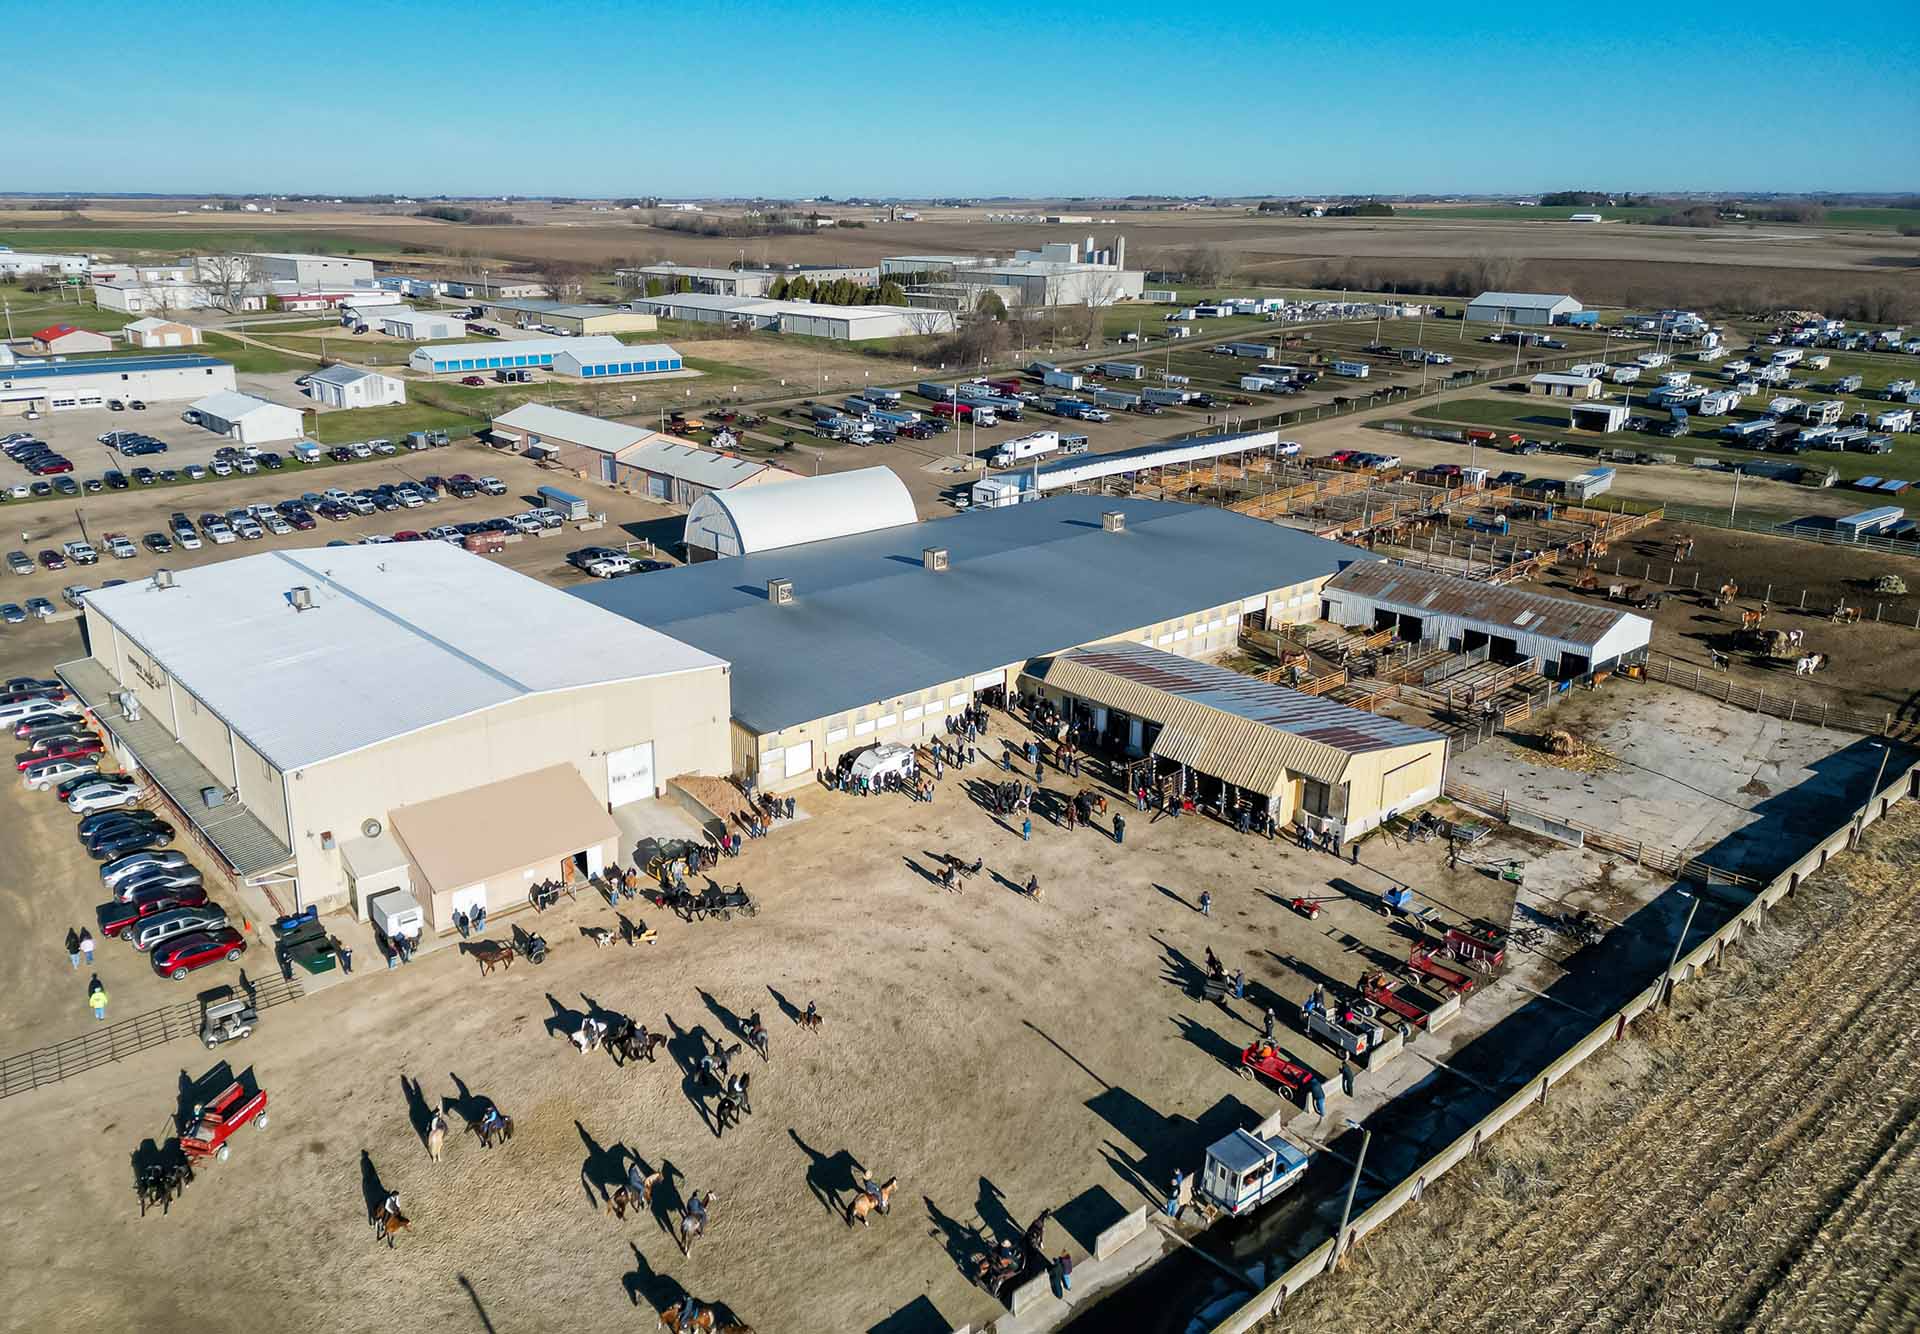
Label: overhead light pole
xmin=1331 ymin=1117 xmax=1372 ymax=1267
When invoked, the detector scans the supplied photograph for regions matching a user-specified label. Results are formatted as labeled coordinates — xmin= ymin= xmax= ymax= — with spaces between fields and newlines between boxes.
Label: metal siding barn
xmin=122 ymin=318 xmax=202 ymax=348
xmin=550 ymin=343 xmax=683 ymax=380
xmin=0 ymin=354 xmax=235 ymax=411
xmin=1464 ymin=292 xmax=1583 ymax=325
xmin=188 ymin=391 xmax=304 ymax=444
xmin=61 ymin=544 xmax=731 ymax=922
xmin=305 ymin=364 xmax=407 ymax=410
xmin=682 ymin=467 xmax=917 ymax=558
xmin=409 ymin=335 xmax=627 ymax=374
xmin=1322 ymin=562 xmax=1651 ymax=677
xmin=379 ymin=308 xmax=466 ymax=340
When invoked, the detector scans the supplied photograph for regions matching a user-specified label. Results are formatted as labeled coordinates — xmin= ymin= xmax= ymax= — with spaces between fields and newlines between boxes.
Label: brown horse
xmin=847 ymin=1175 xmax=897 ymax=1227
xmin=374 ymin=1197 xmax=411 ymax=1248
xmin=617 ymin=1028 xmax=667 ymax=1065
xmin=468 ymin=1112 xmax=515 ymax=1149
xmin=608 ymin=1170 xmax=663 ymax=1220
xmin=459 ymin=940 xmax=515 ymax=976
xmin=797 ymin=1004 xmax=822 ymax=1036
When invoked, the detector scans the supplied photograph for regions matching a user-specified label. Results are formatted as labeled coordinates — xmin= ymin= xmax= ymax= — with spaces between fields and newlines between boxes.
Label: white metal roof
xmin=308 ymin=363 xmax=388 ymax=388
xmin=83 ymin=543 xmax=725 ymax=772
xmin=557 ymin=341 xmax=682 ymax=367
xmin=626 ymin=438 xmax=772 ymax=489
xmin=190 ymin=390 xmax=291 ymax=421
xmin=491 ymin=403 xmax=652 ymax=454
xmin=412 ymin=335 xmax=625 ymax=365
xmin=684 ymin=466 xmax=916 ymax=556
xmin=124 ymin=317 xmax=190 ymax=334
xmin=1468 ymin=291 xmax=1580 ymax=310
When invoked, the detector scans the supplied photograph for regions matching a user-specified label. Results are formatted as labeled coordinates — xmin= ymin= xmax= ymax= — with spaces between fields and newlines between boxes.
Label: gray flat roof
xmin=574 ymin=495 xmax=1374 ymax=735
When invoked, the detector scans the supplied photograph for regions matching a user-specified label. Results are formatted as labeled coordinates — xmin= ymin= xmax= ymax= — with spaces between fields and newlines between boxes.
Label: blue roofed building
xmin=0 ymin=352 xmax=236 ymax=411
xmin=573 ymin=493 xmax=1381 ymax=791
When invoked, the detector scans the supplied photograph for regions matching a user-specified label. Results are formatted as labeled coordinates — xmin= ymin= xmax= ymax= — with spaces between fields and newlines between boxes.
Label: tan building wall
xmin=742 ymin=573 xmax=1334 ymax=792
xmin=286 ymin=665 xmax=730 ymax=912
xmin=572 ymin=312 xmax=658 ymax=335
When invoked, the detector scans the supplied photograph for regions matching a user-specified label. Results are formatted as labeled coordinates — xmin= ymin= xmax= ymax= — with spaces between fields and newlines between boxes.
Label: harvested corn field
xmin=1266 ymin=802 xmax=1920 ymax=1334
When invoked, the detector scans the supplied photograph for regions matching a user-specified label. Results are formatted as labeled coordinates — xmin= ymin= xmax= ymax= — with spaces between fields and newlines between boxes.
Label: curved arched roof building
xmin=682 ymin=467 xmax=916 ymax=559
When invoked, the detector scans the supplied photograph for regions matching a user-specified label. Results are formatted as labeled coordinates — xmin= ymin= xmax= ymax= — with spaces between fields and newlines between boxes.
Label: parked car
xmin=0 ymin=604 xmax=27 ymax=624
xmin=86 ymin=823 xmax=174 ymax=862
xmin=114 ymin=865 xmax=204 ymax=900
xmin=24 ymin=597 xmax=54 ymax=619
xmin=101 ymin=847 xmax=191 ymax=891
xmin=22 ymin=757 xmax=98 ymax=790
xmin=69 ymin=783 xmax=142 ymax=814
xmin=7 ymin=551 xmax=31 ymax=576
xmin=127 ymin=903 xmax=228 ymax=952
xmin=78 ymin=806 xmax=165 ymax=840
xmin=19 ymin=737 xmax=102 ymax=770
xmin=37 ymin=550 xmax=66 ymax=571
xmin=99 ymin=885 xmax=211 ymax=939
xmin=478 ymin=476 xmax=507 ymax=496
xmin=143 ymin=532 xmax=174 ymax=553
xmin=152 ymin=927 xmax=247 ymax=979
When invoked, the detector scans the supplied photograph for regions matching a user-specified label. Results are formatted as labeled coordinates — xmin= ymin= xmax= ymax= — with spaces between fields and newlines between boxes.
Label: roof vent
xmin=923 ymin=546 xmax=949 ymax=572
xmin=768 ymin=578 xmax=794 ymax=606
xmin=289 ymin=585 xmax=315 ymax=612
xmin=1102 ymin=510 xmax=1126 ymax=533
xmin=152 ymin=569 xmax=175 ymax=590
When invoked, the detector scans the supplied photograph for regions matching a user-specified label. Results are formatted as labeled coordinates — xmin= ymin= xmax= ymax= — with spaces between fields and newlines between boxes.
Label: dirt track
xmin=1267 ymin=803 xmax=1920 ymax=1334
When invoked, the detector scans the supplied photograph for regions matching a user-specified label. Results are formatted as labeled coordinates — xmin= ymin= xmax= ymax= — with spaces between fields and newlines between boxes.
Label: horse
xmin=797 ymin=1004 xmax=822 ymax=1036
xmin=746 ymin=1015 xmax=769 ymax=1062
xmin=607 ymin=1170 xmax=662 ymax=1221
xmin=712 ymin=1041 xmax=742 ymax=1080
xmin=468 ymin=1111 xmax=514 ymax=1149
xmin=573 ymin=1017 xmax=608 ymax=1056
xmin=677 ymin=1191 xmax=717 ymax=1256
xmin=618 ymin=1028 xmax=667 ymax=1065
xmin=714 ymin=1093 xmax=742 ymax=1135
xmin=136 ymin=1159 xmax=190 ymax=1217
xmin=374 ymin=1195 xmax=411 ymax=1248
xmin=1741 ymin=607 xmax=1768 ymax=630
xmin=1832 ymin=605 xmax=1862 ymax=625
xmin=459 ymin=939 xmax=515 ymax=976
xmin=1795 ymin=652 xmax=1828 ymax=676
xmin=583 ymin=926 xmax=616 ymax=949
xmin=847 ymin=1175 xmax=897 ymax=1227
xmin=426 ymin=1111 xmax=447 ymax=1163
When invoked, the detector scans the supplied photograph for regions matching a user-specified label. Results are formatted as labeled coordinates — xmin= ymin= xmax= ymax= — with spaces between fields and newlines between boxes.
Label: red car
xmin=100 ymin=885 xmax=211 ymax=938
xmin=392 ymin=530 xmax=423 ymax=542
xmin=152 ymin=926 xmax=247 ymax=980
xmin=459 ymin=376 xmax=486 ymax=386
xmin=17 ymin=737 xmax=103 ymax=770
xmin=29 ymin=459 xmax=73 ymax=475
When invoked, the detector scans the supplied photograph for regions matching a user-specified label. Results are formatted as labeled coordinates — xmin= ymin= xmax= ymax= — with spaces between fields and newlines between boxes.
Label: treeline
xmin=414 ymin=205 xmax=516 ymax=225
xmin=643 ymin=211 xmax=821 ymax=238
xmin=1649 ymin=201 xmax=1829 ymax=227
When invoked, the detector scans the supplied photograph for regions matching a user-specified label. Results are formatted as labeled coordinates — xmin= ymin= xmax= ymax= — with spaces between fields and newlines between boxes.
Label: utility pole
xmin=1851 ymin=742 xmax=1891 ymax=849
xmin=1331 ymin=1118 xmax=1372 ymax=1266
xmin=1660 ymin=890 xmax=1702 ymax=1007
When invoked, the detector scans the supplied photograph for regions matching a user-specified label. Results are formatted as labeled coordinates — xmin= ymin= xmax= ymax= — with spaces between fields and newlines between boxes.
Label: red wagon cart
xmin=1443 ymin=923 xmax=1507 ymax=971
xmin=1408 ymin=944 xmax=1476 ymax=996
xmin=1240 ymin=1041 xmax=1318 ymax=1104
xmin=180 ymin=1065 xmax=268 ymax=1164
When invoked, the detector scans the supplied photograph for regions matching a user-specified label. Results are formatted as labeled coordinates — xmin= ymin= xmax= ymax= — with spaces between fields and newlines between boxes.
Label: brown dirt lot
xmin=1264 ymin=802 xmax=1920 ymax=1334
xmin=0 ymin=698 xmax=1526 ymax=1334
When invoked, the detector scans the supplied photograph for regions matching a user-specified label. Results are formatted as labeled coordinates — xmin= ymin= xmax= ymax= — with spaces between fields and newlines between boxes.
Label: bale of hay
xmin=1546 ymin=729 xmax=1585 ymax=759
xmin=1872 ymin=574 xmax=1907 ymax=596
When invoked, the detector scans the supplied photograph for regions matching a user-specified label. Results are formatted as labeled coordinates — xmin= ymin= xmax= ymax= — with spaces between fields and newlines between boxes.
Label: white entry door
xmin=607 ymin=741 xmax=656 ymax=807
xmin=783 ymin=740 xmax=813 ymax=780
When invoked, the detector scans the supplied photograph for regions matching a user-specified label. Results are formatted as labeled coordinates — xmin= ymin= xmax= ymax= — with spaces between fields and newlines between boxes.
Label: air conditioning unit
xmin=768 ymin=578 xmax=794 ymax=606
xmin=1102 ymin=510 xmax=1126 ymax=533
xmin=289 ymin=585 xmax=314 ymax=611
xmin=152 ymin=569 xmax=175 ymax=590
xmin=200 ymin=786 xmax=229 ymax=808
xmin=922 ymin=547 xmax=949 ymax=572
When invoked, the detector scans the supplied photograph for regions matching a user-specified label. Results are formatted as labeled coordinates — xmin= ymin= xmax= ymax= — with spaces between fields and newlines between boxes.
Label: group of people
xmin=735 ymin=791 xmax=796 ymax=840
xmin=450 ymin=902 xmax=490 ymax=937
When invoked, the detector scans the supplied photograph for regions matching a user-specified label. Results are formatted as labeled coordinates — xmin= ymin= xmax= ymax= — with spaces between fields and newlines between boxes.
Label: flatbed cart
xmin=1408 ymin=943 xmax=1476 ymax=995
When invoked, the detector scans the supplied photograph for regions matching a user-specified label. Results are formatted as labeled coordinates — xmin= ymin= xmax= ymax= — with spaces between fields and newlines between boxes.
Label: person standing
xmin=1262 ymin=1008 xmax=1276 ymax=1042
xmin=1340 ymin=1059 xmax=1356 ymax=1098
xmin=1113 ymin=813 xmax=1125 ymax=846
xmin=1165 ymin=1167 xmax=1183 ymax=1217
xmin=1022 ymin=817 xmax=1031 ymax=842
xmin=79 ymin=929 xmax=94 ymax=966
xmin=1309 ymin=1077 xmax=1326 ymax=1117
xmin=88 ymin=977 xmax=109 ymax=1022
xmin=334 ymin=936 xmax=353 ymax=975
xmin=1056 ymin=1252 xmax=1074 ymax=1293
xmin=1233 ymin=968 xmax=1246 ymax=1000
xmin=1198 ymin=890 xmax=1212 ymax=917
xmin=65 ymin=927 xmax=81 ymax=970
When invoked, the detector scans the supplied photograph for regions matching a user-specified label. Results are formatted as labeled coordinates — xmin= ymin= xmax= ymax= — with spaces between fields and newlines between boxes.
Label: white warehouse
xmin=379 ymin=308 xmax=466 ymax=341
xmin=683 ymin=467 xmax=917 ymax=560
xmin=0 ymin=354 xmax=235 ymax=413
xmin=1321 ymin=562 xmax=1651 ymax=679
xmin=305 ymin=364 xmax=407 ymax=410
xmin=1464 ymin=291 xmax=1583 ymax=325
xmin=187 ymin=391 xmax=304 ymax=444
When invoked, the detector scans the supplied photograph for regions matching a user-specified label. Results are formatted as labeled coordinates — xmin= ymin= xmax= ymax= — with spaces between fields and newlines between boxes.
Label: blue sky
xmin=6 ymin=2 xmax=1916 ymax=197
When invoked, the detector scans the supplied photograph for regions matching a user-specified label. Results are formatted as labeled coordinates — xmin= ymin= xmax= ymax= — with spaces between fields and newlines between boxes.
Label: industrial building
xmin=620 ymin=263 xmax=879 ymax=298
xmin=1464 ymin=292 xmax=1583 ymax=325
xmin=621 ymin=437 xmax=800 ymax=506
xmin=970 ymin=431 xmax=1288 ymax=508
xmin=1569 ymin=402 xmax=1630 ymax=432
xmin=187 ymin=391 xmax=304 ymax=445
xmin=681 ymin=466 xmax=916 ymax=560
xmin=247 ymin=252 xmax=376 ymax=287
xmin=550 ymin=342 xmax=683 ymax=380
xmin=408 ymin=334 xmax=628 ymax=375
xmin=94 ymin=277 xmax=267 ymax=314
xmin=1320 ymin=562 xmax=1652 ymax=679
xmin=31 ymin=324 xmax=113 ymax=355
xmin=480 ymin=300 xmax=660 ymax=336
xmin=377 ymin=308 xmax=466 ymax=341
xmin=305 ymin=364 xmax=406 ymax=410
xmin=1027 ymin=641 xmax=1446 ymax=840
xmin=122 ymin=318 xmax=202 ymax=348
xmin=0 ymin=248 xmax=89 ymax=277
xmin=441 ymin=276 xmax=546 ymax=300
xmin=1529 ymin=372 xmax=1603 ymax=399
xmin=0 ymin=354 xmax=236 ymax=414
xmin=578 ymin=495 xmax=1375 ymax=791
xmin=899 ymin=237 xmax=1145 ymax=310
xmin=60 ymin=544 xmax=732 ymax=924
xmin=489 ymin=402 xmax=799 ymax=497
xmin=631 ymin=292 xmax=952 ymax=340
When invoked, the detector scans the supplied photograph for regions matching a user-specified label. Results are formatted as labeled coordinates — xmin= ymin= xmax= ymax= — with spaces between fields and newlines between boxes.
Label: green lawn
xmin=0 ymin=296 xmax=135 ymax=334
xmin=0 ymin=226 xmax=383 ymax=257
xmin=1820 ymin=208 xmax=1920 ymax=230
xmin=201 ymin=331 xmax=314 ymax=373
xmin=307 ymin=402 xmax=483 ymax=445
xmin=678 ymin=354 xmax=766 ymax=382
xmin=1392 ymin=206 xmax=1666 ymax=223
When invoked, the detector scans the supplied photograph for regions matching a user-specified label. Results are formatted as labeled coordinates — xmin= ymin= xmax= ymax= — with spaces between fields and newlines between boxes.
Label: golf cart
xmin=199 ymin=986 xmax=258 ymax=1049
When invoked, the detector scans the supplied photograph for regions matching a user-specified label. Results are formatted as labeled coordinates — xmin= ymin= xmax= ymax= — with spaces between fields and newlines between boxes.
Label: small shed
xmin=1530 ymin=372 xmax=1602 ymax=400
xmin=1569 ymin=402 xmax=1630 ymax=432
xmin=31 ymin=323 xmax=113 ymax=355
xmin=122 ymin=318 xmax=202 ymax=349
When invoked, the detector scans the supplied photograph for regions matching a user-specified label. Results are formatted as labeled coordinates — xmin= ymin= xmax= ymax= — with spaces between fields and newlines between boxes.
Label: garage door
xmin=784 ymin=740 xmax=812 ymax=780
xmin=606 ymin=741 xmax=656 ymax=807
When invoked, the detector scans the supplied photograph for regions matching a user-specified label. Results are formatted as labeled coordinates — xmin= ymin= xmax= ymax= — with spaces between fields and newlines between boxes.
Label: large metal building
xmin=682 ymin=467 xmax=917 ymax=560
xmin=0 ymin=353 xmax=235 ymax=413
xmin=578 ymin=495 xmax=1375 ymax=791
xmin=1028 ymin=642 xmax=1447 ymax=841
xmin=408 ymin=335 xmax=628 ymax=375
xmin=1464 ymin=291 xmax=1583 ymax=326
xmin=60 ymin=544 xmax=732 ymax=927
xmin=1321 ymin=562 xmax=1651 ymax=678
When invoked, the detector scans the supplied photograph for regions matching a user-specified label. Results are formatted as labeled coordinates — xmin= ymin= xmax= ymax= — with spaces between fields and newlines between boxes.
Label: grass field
xmin=1393 ymin=206 xmax=1667 ymax=223
xmin=0 ymin=295 xmax=132 ymax=334
xmin=307 ymin=402 xmax=482 ymax=445
xmin=0 ymin=226 xmax=382 ymax=256
xmin=201 ymin=331 xmax=315 ymax=373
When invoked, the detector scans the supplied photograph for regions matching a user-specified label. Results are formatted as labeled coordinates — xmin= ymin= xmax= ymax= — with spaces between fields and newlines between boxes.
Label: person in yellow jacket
xmin=88 ymin=978 xmax=109 ymax=1021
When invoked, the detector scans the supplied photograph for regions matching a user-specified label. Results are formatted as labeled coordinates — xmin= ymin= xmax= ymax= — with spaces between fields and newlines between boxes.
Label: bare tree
xmin=196 ymin=253 xmax=262 ymax=313
xmin=902 ymin=307 xmax=952 ymax=336
xmin=1468 ymin=251 xmax=1523 ymax=293
xmin=535 ymin=260 xmax=591 ymax=302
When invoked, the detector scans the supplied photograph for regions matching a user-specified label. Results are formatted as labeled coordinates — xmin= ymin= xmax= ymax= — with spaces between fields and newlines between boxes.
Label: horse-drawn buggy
xmin=689 ymin=884 xmax=757 ymax=921
xmin=179 ymin=1062 xmax=267 ymax=1164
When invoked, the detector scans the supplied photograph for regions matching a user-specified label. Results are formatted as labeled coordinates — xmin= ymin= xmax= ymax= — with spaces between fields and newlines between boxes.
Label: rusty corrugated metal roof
xmin=1038 ymin=642 xmax=1443 ymax=792
xmin=1324 ymin=562 xmax=1645 ymax=649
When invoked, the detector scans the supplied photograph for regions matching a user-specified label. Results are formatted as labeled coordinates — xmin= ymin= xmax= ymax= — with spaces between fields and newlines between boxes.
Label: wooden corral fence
xmin=1636 ymin=657 xmax=1898 ymax=736
xmin=1442 ymin=778 xmax=1758 ymax=887
xmin=0 ymin=972 xmax=304 ymax=1100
